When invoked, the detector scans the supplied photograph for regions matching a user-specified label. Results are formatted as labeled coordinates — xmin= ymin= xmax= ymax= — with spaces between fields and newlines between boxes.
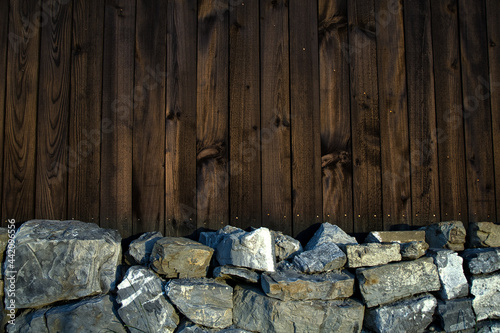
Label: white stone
xmin=427 ymin=249 xmax=469 ymax=300
xmin=471 ymin=272 xmax=500 ymax=321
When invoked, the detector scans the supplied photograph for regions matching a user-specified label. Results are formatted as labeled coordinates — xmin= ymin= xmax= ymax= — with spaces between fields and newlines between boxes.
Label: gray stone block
xmin=427 ymin=249 xmax=469 ymax=300
xmin=471 ymin=272 xmax=500 ymax=321
xmin=305 ymin=222 xmax=358 ymax=251
xmin=462 ymin=248 xmax=500 ymax=275
xmin=469 ymin=222 xmax=500 ymax=248
xmin=213 ymin=265 xmax=260 ymax=284
xmin=437 ymin=298 xmax=476 ymax=332
xmin=365 ymin=230 xmax=426 ymax=244
xmin=274 ymin=231 xmax=303 ymax=261
xmin=124 ymin=231 xmax=163 ymax=265
xmin=293 ymin=242 xmax=347 ymax=273
xmin=421 ymin=221 xmax=466 ymax=251
xmin=346 ymin=243 xmax=401 ymax=268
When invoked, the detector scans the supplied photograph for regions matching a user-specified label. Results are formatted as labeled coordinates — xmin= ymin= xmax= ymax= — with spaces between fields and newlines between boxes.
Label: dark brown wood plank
xmin=229 ymin=0 xmax=261 ymax=230
xmin=260 ymin=0 xmax=292 ymax=235
xmin=486 ymin=0 xmax=500 ymax=222
xmin=67 ymin=0 xmax=104 ymax=224
xmin=100 ymin=0 xmax=135 ymax=237
xmin=2 ymin=0 xmax=41 ymax=224
xmin=318 ymin=0 xmax=353 ymax=233
xmin=35 ymin=0 xmax=73 ymax=220
xmin=132 ymin=0 xmax=167 ymax=235
xmin=431 ymin=0 xmax=468 ymax=223
xmin=197 ymin=0 xmax=229 ymax=231
xmin=347 ymin=0 xmax=382 ymax=232
xmin=0 ymin=0 xmax=9 ymax=223
xmin=289 ymin=0 xmax=322 ymax=238
xmin=404 ymin=0 xmax=440 ymax=226
xmin=376 ymin=0 xmax=411 ymax=229
xmin=458 ymin=0 xmax=496 ymax=222
xmin=165 ymin=0 xmax=198 ymax=237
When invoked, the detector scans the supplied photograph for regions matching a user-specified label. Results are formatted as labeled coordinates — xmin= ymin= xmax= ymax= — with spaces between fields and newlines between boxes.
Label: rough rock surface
xmin=365 ymin=230 xmax=426 ymax=244
xmin=176 ymin=319 xmax=251 ymax=333
xmin=293 ymin=242 xmax=347 ymax=273
xmin=469 ymin=222 xmax=500 ymax=248
xmin=213 ymin=265 xmax=260 ymax=284
xmin=427 ymin=249 xmax=469 ymax=300
xmin=150 ymin=237 xmax=213 ymax=278
xmin=357 ymin=257 xmax=441 ymax=307
xmin=421 ymin=221 xmax=466 ymax=251
xmin=437 ymin=298 xmax=476 ymax=332
xmin=116 ymin=266 xmax=179 ymax=333
xmin=400 ymin=241 xmax=429 ymax=260
xmin=346 ymin=243 xmax=401 ymax=268
xmin=124 ymin=231 xmax=163 ymax=265
xmin=0 ymin=228 xmax=9 ymax=298
xmin=6 ymin=220 xmax=121 ymax=309
xmin=274 ymin=231 xmax=303 ymax=261
xmin=199 ymin=225 xmax=244 ymax=249
xmin=475 ymin=321 xmax=500 ymax=333
xmin=364 ymin=294 xmax=437 ymax=333
xmin=305 ymin=222 xmax=358 ymax=251
xmin=166 ymin=278 xmax=233 ymax=329
xmin=461 ymin=248 xmax=500 ymax=275
xmin=471 ymin=272 xmax=500 ymax=321
xmin=233 ymin=284 xmax=364 ymax=333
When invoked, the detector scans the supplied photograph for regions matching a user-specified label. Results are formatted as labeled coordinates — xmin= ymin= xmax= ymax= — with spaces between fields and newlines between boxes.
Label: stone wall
xmin=1 ymin=220 xmax=499 ymax=333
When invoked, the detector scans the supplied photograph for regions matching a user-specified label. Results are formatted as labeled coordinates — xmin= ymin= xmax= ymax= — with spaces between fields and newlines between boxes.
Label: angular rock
xmin=176 ymin=319 xmax=251 ymax=333
xmin=346 ymin=243 xmax=401 ymax=268
xmin=400 ymin=241 xmax=429 ymax=260
xmin=215 ymin=227 xmax=275 ymax=272
xmin=213 ymin=265 xmax=260 ymax=284
xmin=150 ymin=237 xmax=213 ymax=278
xmin=462 ymin=248 xmax=500 ymax=275
xmin=5 ymin=220 xmax=121 ymax=309
xmin=274 ymin=231 xmax=303 ymax=261
xmin=116 ymin=266 xmax=179 ymax=333
xmin=261 ymin=265 xmax=354 ymax=301
xmin=293 ymin=242 xmax=347 ymax=273
xmin=471 ymin=272 xmax=500 ymax=321
xmin=437 ymin=298 xmax=476 ymax=332
xmin=357 ymin=257 xmax=441 ymax=307
xmin=364 ymin=294 xmax=437 ymax=333
xmin=476 ymin=321 xmax=500 ymax=333
xmin=427 ymin=249 xmax=469 ymax=300
xmin=0 ymin=228 xmax=9 ymax=298
xmin=421 ymin=221 xmax=466 ymax=251
xmin=365 ymin=230 xmax=426 ymax=244
xmin=166 ymin=278 xmax=233 ymax=329
xmin=233 ymin=284 xmax=364 ymax=333
xmin=199 ymin=225 xmax=245 ymax=249
xmin=124 ymin=231 xmax=163 ymax=265
xmin=305 ymin=222 xmax=358 ymax=251
xmin=469 ymin=222 xmax=500 ymax=248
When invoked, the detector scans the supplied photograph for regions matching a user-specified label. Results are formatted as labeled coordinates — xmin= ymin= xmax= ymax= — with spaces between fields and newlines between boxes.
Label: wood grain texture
xmin=165 ymin=0 xmax=198 ymax=237
xmin=431 ymin=0 xmax=468 ymax=223
xmin=348 ymin=0 xmax=382 ymax=232
xmin=260 ymin=0 xmax=292 ymax=235
xmin=404 ymin=0 xmax=440 ymax=226
xmin=2 ymin=0 xmax=41 ymax=224
xmin=229 ymin=0 xmax=261 ymax=230
xmin=318 ymin=0 xmax=353 ymax=233
xmin=197 ymin=0 xmax=229 ymax=231
xmin=100 ymin=0 xmax=135 ymax=236
xmin=0 ymin=0 xmax=9 ymax=223
xmin=132 ymin=0 xmax=167 ymax=234
xmin=486 ymin=0 xmax=500 ymax=222
xmin=376 ymin=0 xmax=411 ymax=229
xmin=458 ymin=0 xmax=496 ymax=222
xmin=35 ymin=0 xmax=73 ymax=220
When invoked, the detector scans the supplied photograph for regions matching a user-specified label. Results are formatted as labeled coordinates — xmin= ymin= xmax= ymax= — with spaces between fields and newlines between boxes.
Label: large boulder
xmin=124 ymin=231 xmax=163 ymax=265
xmin=233 ymin=284 xmax=364 ymax=333
xmin=166 ymin=278 xmax=233 ymax=329
xmin=213 ymin=265 xmax=260 ymax=284
xmin=293 ymin=242 xmax=347 ymax=273
xmin=427 ymin=249 xmax=469 ymax=300
xmin=471 ymin=272 xmax=500 ymax=321
xmin=365 ymin=230 xmax=426 ymax=244
xmin=461 ymin=248 xmax=500 ymax=275
xmin=356 ymin=257 xmax=441 ymax=307
xmin=421 ymin=221 xmax=466 ymax=251
xmin=345 ymin=243 xmax=401 ymax=268
xmin=364 ymin=294 xmax=437 ymax=333
xmin=305 ymin=222 xmax=358 ymax=251
xmin=4 ymin=220 xmax=121 ymax=309
xmin=469 ymin=222 xmax=500 ymax=248
xmin=274 ymin=231 xmax=303 ymax=261
xmin=116 ymin=266 xmax=179 ymax=333
xmin=150 ymin=237 xmax=213 ymax=278
xmin=436 ymin=298 xmax=476 ymax=332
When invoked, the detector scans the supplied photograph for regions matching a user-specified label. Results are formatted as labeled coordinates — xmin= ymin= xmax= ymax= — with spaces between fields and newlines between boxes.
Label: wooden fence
xmin=1 ymin=0 xmax=499 ymax=240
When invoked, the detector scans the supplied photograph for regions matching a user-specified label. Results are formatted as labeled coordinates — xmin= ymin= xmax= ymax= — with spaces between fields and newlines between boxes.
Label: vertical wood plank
xmin=2 ymin=0 xmax=41 ymax=224
xmin=100 ymin=0 xmax=135 ymax=236
xmin=0 ymin=0 xmax=9 ymax=223
xmin=68 ymin=0 xmax=104 ymax=223
xmin=165 ymin=0 xmax=198 ymax=237
xmin=486 ymin=0 xmax=500 ymax=222
xmin=318 ymin=0 xmax=353 ymax=232
xmin=197 ymin=0 xmax=229 ymax=231
xmin=376 ymin=0 xmax=411 ymax=229
xmin=458 ymin=0 xmax=496 ymax=222
xmin=348 ymin=0 xmax=382 ymax=232
xmin=260 ymin=0 xmax=292 ymax=235
xmin=229 ymin=0 xmax=261 ymax=230
xmin=35 ymin=0 xmax=73 ymax=220
xmin=132 ymin=0 xmax=167 ymax=234
xmin=289 ymin=0 xmax=322 ymax=238
xmin=431 ymin=0 xmax=468 ymax=223
xmin=404 ymin=0 xmax=440 ymax=226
